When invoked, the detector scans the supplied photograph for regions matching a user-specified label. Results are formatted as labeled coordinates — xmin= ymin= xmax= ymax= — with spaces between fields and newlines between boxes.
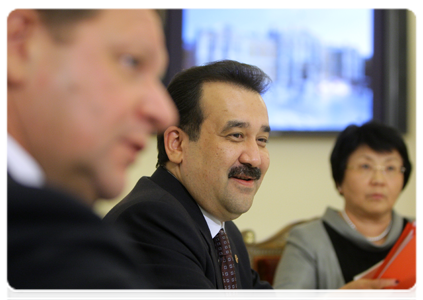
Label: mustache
xmin=228 ymin=165 xmax=262 ymax=181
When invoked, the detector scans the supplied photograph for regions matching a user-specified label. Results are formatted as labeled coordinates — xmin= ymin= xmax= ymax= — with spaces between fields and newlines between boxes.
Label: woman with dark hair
xmin=273 ymin=121 xmax=413 ymax=289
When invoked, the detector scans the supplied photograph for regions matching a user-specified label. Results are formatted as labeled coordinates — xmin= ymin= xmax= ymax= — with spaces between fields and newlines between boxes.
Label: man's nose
xmin=239 ymin=140 xmax=261 ymax=168
xmin=136 ymin=79 xmax=178 ymax=133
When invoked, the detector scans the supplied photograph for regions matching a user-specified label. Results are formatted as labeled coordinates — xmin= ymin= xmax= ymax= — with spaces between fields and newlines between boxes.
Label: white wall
xmin=94 ymin=11 xmax=416 ymax=243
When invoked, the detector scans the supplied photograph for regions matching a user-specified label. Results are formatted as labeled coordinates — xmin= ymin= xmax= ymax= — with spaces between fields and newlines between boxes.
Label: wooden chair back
xmin=241 ymin=218 xmax=317 ymax=285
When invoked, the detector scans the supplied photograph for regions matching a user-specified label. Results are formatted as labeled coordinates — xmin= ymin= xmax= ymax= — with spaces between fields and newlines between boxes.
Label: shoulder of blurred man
xmin=7 ymin=176 xmax=154 ymax=289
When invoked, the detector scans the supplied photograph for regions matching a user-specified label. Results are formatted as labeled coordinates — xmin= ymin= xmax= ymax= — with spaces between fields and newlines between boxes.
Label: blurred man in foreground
xmin=7 ymin=9 xmax=177 ymax=288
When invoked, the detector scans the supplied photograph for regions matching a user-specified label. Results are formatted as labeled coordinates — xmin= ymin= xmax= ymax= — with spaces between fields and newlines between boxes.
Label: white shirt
xmin=165 ymin=168 xmax=225 ymax=238
xmin=7 ymin=134 xmax=45 ymax=188
xmin=199 ymin=205 xmax=225 ymax=238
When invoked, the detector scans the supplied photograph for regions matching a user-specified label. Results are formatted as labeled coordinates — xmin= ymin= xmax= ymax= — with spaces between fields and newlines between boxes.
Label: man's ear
xmin=164 ymin=126 xmax=187 ymax=164
xmin=337 ymin=185 xmax=343 ymax=196
xmin=8 ymin=9 xmax=39 ymax=86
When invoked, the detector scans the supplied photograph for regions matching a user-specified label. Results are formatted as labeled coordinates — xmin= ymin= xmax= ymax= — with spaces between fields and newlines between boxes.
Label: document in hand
xmin=354 ymin=221 xmax=416 ymax=289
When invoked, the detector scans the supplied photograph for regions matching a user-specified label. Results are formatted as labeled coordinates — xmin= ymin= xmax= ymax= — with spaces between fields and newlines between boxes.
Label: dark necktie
xmin=213 ymin=228 xmax=238 ymax=289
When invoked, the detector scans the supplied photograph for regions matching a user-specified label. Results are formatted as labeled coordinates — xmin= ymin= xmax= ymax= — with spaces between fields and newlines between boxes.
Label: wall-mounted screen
xmin=163 ymin=9 xmax=407 ymax=134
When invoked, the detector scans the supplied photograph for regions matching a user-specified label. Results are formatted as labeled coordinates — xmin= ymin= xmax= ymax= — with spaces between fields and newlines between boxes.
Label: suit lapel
xmin=150 ymin=167 xmax=224 ymax=289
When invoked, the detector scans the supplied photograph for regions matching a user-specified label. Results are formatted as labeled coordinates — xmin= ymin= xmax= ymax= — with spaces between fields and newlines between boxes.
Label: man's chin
xmin=230 ymin=203 xmax=253 ymax=220
xmin=95 ymin=173 xmax=126 ymax=201
xmin=227 ymin=194 xmax=255 ymax=213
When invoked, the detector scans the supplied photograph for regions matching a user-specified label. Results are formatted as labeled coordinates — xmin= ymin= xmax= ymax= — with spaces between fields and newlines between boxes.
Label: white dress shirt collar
xmin=7 ymin=134 xmax=45 ymax=188
xmin=198 ymin=205 xmax=225 ymax=238
xmin=164 ymin=168 xmax=225 ymax=238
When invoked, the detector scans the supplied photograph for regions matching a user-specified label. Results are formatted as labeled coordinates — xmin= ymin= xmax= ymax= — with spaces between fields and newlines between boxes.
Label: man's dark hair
xmin=37 ymin=9 xmax=166 ymax=43
xmin=330 ymin=120 xmax=412 ymax=189
xmin=156 ymin=59 xmax=271 ymax=168
xmin=36 ymin=10 xmax=100 ymax=43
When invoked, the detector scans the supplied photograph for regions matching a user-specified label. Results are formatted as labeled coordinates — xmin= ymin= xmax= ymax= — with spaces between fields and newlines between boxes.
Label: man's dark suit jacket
xmin=7 ymin=176 xmax=153 ymax=289
xmin=103 ymin=167 xmax=272 ymax=289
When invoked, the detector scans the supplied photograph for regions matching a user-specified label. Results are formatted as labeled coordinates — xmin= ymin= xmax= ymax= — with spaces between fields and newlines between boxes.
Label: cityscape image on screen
xmin=182 ymin=9 xmax=374 ymax=132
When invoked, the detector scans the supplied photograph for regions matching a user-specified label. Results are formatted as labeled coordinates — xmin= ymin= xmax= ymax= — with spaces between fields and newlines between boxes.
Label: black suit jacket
xmin=103 ymin=167 xmax=272 ymax=289
xmin=7 ymin=175 xmax=153 ymax=289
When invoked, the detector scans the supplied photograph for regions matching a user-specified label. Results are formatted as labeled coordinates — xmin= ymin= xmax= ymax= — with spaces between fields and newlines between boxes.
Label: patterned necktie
xmin=213 ymin=228 xmax=238 ymax=289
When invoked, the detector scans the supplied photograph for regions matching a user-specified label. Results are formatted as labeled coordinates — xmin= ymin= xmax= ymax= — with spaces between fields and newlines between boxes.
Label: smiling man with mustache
xmin=104 ymin=60 xmax=273 ymax=289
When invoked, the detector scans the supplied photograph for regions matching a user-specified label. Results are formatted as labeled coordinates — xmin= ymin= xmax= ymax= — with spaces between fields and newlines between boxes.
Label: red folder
xmin=372 ymin=221 xmax=416 ymax=289
xmin=354 ymin=221 xmax=420 ymax=298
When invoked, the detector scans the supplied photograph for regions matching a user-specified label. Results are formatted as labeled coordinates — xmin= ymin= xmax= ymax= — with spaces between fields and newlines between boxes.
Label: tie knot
xmin=213 ymin=228 xmax=232 ymax=257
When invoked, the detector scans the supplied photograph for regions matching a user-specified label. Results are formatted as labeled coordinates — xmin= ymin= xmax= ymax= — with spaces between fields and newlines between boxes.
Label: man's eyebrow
xmin=221 ymin=121 xmax=271 ymax=133
xmin=222 ymin=120 xmax=250 ymax=132
xmin=262 ymin=125 xmax=271 ymax=133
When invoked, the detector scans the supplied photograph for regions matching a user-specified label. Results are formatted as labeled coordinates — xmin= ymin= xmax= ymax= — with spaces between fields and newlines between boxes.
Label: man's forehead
xmin=95 ymin=10 xmax=167 ymax=72
xmin=200 ymin=81 xmax=264 ymax=109
xmin=200 ymin=81 xmax=268 ymax=126
xmin=107 ymin=10 xmax=161 ymax=37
